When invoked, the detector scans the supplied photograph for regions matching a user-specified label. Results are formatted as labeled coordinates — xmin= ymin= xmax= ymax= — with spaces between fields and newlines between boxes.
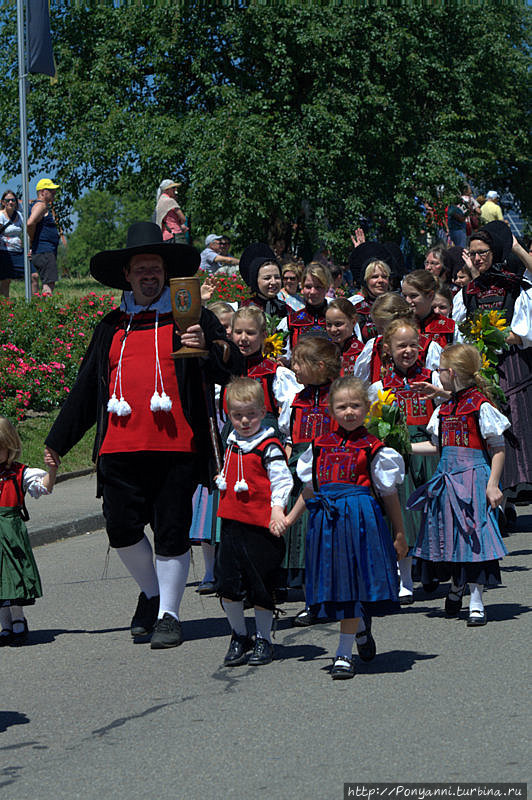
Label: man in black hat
xmin=44 ymin=223 xmax=243 ymax=648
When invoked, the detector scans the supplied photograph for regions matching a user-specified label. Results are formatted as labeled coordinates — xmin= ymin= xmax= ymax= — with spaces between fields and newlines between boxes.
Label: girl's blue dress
xmin=305 ymin=484 xmax=399 ymax=620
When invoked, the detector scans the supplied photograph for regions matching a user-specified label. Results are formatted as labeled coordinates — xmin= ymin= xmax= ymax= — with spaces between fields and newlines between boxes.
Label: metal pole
xmin=17 ymin=0 xmax=31 ymax=303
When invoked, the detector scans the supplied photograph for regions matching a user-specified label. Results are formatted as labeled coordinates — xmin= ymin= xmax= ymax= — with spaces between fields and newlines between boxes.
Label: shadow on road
xmin=0 ymin=711 xmax=30 ymax=733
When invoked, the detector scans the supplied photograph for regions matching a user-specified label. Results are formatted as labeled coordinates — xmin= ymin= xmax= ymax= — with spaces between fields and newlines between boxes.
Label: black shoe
xmin=293 ymin=608 xmax=315 ymax=627
xmin=331 ymin=655 xmax=356 ymax=680
xmin=467 ymin=610 xmax=487 ymax=627
xmin=248 ymin=637 xmax=274 ymax=666
xmin=445 ymin=585 xmax=465 ymax=617
xmin=150 ymin=613 xmax=183 ymax=649
xmin=10 ymin=618 xmax=28 ymax=646
xmin=356 ymin=620 xmax=377 ymax=663
xmin=130 ymin=592 xmax=159 ymax=637
xmin=196 ymin=580 xmax=216 ymax=595
xmin=399 ymin=593 xmax=414 ymax=606
xmin=0 ymin=629 xmax=13 ymax=647
xmin=223 ymin=631 xmax=254 ymax=666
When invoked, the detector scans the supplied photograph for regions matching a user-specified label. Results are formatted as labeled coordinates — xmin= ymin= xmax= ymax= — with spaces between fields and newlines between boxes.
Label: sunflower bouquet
xmin=262 ymin=314 xmax=287 ymax=359
xmin=458 ymin=309 xmax=509 ymax=406
xmin=365 ymin=389 xmax=411 ymax=457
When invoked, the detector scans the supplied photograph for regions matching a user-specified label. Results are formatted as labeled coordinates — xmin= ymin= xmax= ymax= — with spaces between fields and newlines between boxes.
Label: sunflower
xmin=369 ymin=400 xmax=383 ymax=419
xmin=487 ymin=309 xmax=507 ymax=330
xmin=469 ymin=318 xmax=484 ymax=337
xmin=378 ymin=388 xmax=397 ymax=406
xmin=262 ymin=333 xmax=284 ymax=358
xmin=480 ymin=352 xmax=491 ymax=370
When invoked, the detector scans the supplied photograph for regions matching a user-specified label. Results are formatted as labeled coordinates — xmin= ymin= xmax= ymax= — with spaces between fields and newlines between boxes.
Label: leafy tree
xmin=59 ymin=189 xmax=153 ymax=275
xmin=0 ymin=4 xmax=530 ymax=261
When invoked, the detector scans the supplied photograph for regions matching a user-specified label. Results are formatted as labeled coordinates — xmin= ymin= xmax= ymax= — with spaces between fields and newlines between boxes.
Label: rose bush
xmin=0 ymin=292 xmax=117 ymax=420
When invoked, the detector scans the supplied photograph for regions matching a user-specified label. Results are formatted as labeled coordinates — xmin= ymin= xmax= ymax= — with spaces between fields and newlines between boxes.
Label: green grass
xmin=19 ymin=411 xmax=96 ymax=474
xmin=8 ymin=275 xmax=121 ymax=303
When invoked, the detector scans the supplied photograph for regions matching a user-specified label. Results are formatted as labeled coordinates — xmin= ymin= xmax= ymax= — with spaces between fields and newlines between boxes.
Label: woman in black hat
xmin=452 ymin=221 xmax=532 ymax=502
xmin=239 ymin=243 xmax=288 ymax=319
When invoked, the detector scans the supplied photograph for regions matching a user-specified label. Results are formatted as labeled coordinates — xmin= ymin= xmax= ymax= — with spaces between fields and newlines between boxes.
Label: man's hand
xmin=180 ymin=324 xmax=206 ymax=349
xmin=44 ymin=446 xmax=61 ymax=468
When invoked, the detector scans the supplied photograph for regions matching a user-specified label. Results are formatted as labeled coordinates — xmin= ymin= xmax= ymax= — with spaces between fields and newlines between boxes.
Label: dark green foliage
xmin=0 ymin=4 xmax=530 ymax=262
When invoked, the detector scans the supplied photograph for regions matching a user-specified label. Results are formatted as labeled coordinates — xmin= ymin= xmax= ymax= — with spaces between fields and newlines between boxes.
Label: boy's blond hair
xmin=231 ymin=305 xmax=267 ymax=334
xmin=225 ymin=377 xmax=265 ymax=411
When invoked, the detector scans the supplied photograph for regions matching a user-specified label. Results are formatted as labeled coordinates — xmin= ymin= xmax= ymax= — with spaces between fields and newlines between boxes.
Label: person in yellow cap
xmin=26 ymin=178 xmax=60 ymax=296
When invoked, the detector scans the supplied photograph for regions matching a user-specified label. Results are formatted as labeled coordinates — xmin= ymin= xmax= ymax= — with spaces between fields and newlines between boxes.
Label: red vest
xmin=313 ymin=428 xmax=383 ymax=490
xmin=382 ymin=365 xmax=435 ymax=426
xmin=418 ymin=311 xmax=455 ymax=347
xmin=221 ymin=354 xmax=278 ymax=416
xmin=341 ymin=336 xmax=364 ymax=376
xmin=288 ymin=305 xmax=327 ymax=348
xmin=217 ymin=436 xmax=286 ymax=527
xmin=0 ymin=462 xmax=25 ymax=508
xmin=291 ymin=384 xmax=334 ymax=445
xmin=369 ymin=336 xmax=386 ymax=383
xmin=100 ymin=314 xmax=196 ymax=455
xmin=356 ymin=298 xmax=378 ymax=343
xmin=438 ymin=386 xmax=491 ymax=449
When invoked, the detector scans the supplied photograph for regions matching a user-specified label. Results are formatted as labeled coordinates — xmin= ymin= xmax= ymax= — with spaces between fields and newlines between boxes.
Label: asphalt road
xmin=1 ymin=520 xmax=530 ymax=800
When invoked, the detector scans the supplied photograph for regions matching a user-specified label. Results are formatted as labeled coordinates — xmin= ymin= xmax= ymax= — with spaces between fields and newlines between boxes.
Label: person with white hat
xmin=480 ymin=191 xmax=504 ymax=225
xmin=26 ymin=178 xmax=61 ymax=296
xmin=200 ymin=233 xmax=239 ymax=273
xmin=44 ymin=222 xmax=244 ymax=650
xmin=154 ymin=179 xmax=189 ymax=244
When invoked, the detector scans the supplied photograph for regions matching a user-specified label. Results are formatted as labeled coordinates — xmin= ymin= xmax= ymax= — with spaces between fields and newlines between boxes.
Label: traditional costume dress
xmin=0 ymin=463 xmax=49 ymax=607
xmin=370 ymin=363 xmax=441 ymax=552
xmin=407 ymin=386 xmax=509 ymax=587
xmin=340 ymin=335 xmax=364 ymax=375
xmin=214 ymin=426 xmax=293 ymax=609
xmin=287 ymin=301 xmax=328 ymax=349
xmin=354 ymin=334 xmax=442 ymax=384
xmin=350 ymin=294 xmax=379 ymax=343
xmin=282 ymin=382 xmax=335 ymax=584
xmin=297 ymin=426 xmax=403 ymax=620
xmin=453 ymin=266 xmax=532 ymax=500
xmin=417 ymin=310 xmax=460 ymax=348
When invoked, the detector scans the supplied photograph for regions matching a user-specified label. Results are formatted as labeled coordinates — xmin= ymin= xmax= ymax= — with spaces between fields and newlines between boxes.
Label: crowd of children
xmin=2 ymin=220 xmax=531 ymax=684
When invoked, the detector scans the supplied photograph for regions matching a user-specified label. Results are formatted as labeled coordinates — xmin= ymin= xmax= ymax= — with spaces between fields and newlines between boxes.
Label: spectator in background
xmin=0 ymin=191 xmax=28 ymax=298
xmin=480 ymin=191 xmax=504 ymax=225
xmin=200 ymin=234 xmax=239 ymax=273
xmin=447 ymin=197 xmax=468 ymax=248
xmin=155 ymin=179 xmax=189 ymax=244
xmin=424 ymin=245 xmax=451 ymax=285
xmin=279 ymin=262 xmax=304 ymax=311
xmin=26 ymin=178 xmax=60 ymax=297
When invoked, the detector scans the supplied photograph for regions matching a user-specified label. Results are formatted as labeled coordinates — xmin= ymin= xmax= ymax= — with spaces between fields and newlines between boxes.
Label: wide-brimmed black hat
xmin=475 ymin=220 xmax=513 ymax=264
xmin=90 ymin=222 xmax=200 ymax=290
xmin=239 ymin=242 xmax=279 ymax=294
xmin=348 ymin=242 xmax=392 ymax=287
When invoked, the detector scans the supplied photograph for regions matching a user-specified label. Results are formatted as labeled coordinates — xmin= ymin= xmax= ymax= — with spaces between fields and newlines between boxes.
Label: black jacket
xmin=45 ymin=306 xmax=244 ymax=489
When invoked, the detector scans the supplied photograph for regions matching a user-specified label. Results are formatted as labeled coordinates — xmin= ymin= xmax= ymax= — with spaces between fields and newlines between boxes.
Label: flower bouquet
xmin=365 ymin=389 xmax=411 ymax=457
xmin=458 ymin=309 xmax=509 ymax=407
xmin=262 ymin=314 xmax=287 ymax=359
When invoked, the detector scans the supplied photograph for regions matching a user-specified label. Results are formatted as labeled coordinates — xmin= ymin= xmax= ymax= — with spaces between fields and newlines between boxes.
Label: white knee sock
xmin=336 ymin=633 xmax=356 ymax=658
xmin=0 ymin=606 xmax=12 ymax=631
xmin=398 ymin=556 xmax=413 ymax=594
xmin=222 ymin=598 xmax=247 ymax=636
xmin=254 ymin=608 xmax=273 ymax=643
xmin=201 ymin=542 xmax=215 ymax=583
xmin=10 ymin=605 xmax=25 ymax=634
xmin=469 ymin=583 xmax=484 ymax=615
xmin=155 ymin=551 xmax=191 ymax=621
xmin=116 ymin=536 xmax=159 ymax=598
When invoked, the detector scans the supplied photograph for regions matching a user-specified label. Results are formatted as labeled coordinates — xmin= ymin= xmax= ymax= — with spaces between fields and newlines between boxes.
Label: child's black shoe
xmin=10 ymin=618 xmax=28 ymax=646
xmin=223 ymin=631 xmax=254 ymax=666
xmin=331 ymin=655 xmax=356 ymax=680
xmin=248 ymin=637 xmax=274 ymax=666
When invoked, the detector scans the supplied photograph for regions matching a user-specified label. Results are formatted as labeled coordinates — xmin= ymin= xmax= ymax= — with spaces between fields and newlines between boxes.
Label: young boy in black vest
xmin=214 ymin=377 xmax=293 ymax=666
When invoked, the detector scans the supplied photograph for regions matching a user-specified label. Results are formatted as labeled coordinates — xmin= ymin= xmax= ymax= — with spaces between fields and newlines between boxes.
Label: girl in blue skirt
xmin=284 ymin=376 xmax=407 ymax=680
xmin=407 ymin=344 xmax=510 ymax=627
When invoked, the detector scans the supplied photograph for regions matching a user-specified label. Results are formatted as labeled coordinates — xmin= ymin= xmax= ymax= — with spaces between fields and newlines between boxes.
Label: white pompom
xmin=239 ymin=479 xmax=249 ymax=492
xmin=215 ymin=475 xmax=227 ymax=491
xmin=107 ymin=394 xmax=119 ymax=413
xmin=159 ymin=392 xmax=173 ymax=411
xmin=150 ymin=391 xmax=162 ymax=411
xmin=117 ymin=397 xmax=131 ymax=416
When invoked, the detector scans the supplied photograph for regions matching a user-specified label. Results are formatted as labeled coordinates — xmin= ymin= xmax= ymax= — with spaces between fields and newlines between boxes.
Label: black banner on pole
xmin=28 ymin=0 xmax=55 ymax=77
